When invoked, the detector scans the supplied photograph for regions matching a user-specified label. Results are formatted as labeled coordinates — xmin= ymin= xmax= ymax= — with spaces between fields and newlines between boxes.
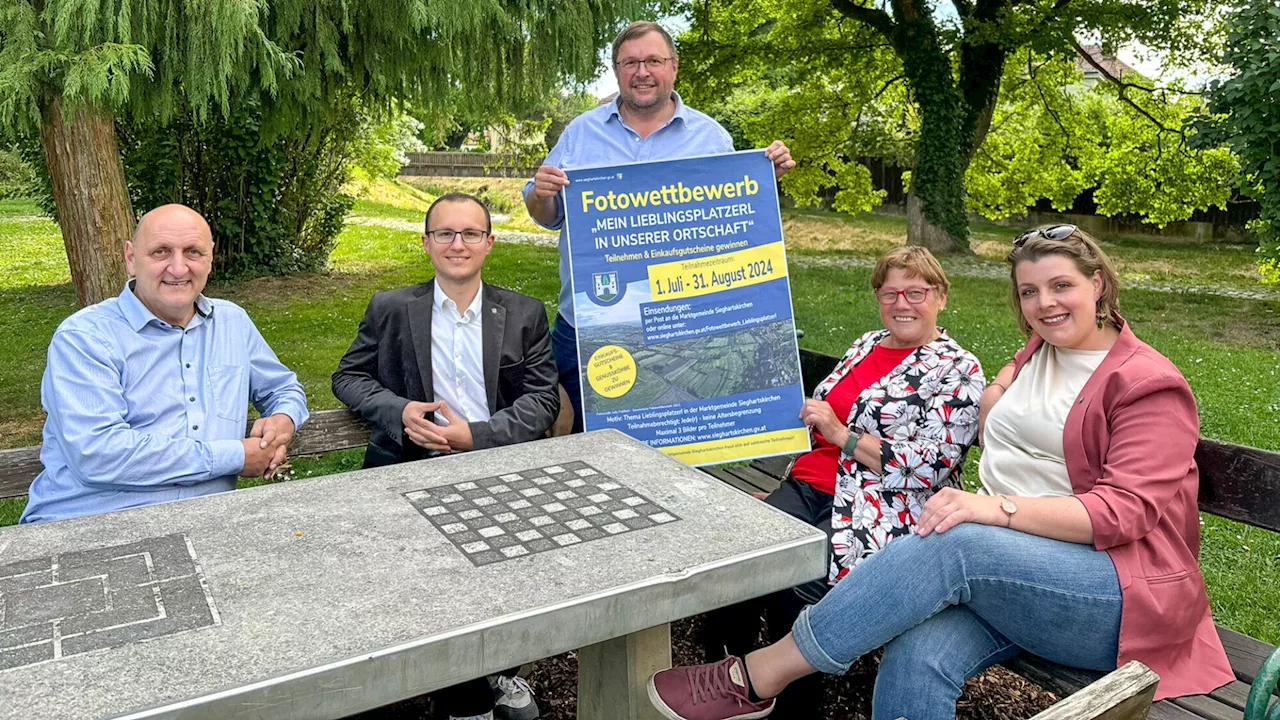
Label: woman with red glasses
xmin=700 ymin=246 xmax=986 ymax=717
xmin=652 ymin=226 xmax=1233 ymax=720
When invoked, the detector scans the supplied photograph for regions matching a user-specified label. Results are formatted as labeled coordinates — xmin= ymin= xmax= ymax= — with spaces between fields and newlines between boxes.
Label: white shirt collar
xmin=433 ymin=281 xmax=483 ymax=322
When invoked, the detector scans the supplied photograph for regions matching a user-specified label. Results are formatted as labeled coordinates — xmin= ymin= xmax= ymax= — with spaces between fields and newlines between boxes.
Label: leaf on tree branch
xmin=831 ymin=0 xmax=895 ymax=36
xmin=1068 ymin=39 xmax=1214 ymax=170
xmin=853 ymin=73 xmax=905 ymax=136
xmin=1026 ymin=51 xmax=1074 ymax=153
xmin=1069 ymin=38 xmax=1187 ymax=145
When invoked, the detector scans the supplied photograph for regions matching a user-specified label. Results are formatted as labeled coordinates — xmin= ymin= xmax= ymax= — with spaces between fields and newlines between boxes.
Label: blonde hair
xmin=1007 ymin=226 xmax=1121 ymax=336
xmin=870 ymin=246 xmax=950 ymax=294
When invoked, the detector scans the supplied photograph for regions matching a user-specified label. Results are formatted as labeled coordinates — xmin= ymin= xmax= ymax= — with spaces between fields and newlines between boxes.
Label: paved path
xmin=347 ymin=215 xmax=557 ymax=248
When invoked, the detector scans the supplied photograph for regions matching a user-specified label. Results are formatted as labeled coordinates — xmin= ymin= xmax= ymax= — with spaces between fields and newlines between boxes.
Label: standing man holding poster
xmin=523 ymin=20 xmax=795 ymax=433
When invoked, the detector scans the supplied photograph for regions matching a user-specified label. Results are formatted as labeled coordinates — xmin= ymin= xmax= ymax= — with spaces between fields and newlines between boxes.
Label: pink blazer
xmin=1010 ymin=319 xmax=1233 ymax=700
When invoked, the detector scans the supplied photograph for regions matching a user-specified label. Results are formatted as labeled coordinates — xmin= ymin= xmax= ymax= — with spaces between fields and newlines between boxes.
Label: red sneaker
xmin=647 ymin=656 xmax=776 ymax=720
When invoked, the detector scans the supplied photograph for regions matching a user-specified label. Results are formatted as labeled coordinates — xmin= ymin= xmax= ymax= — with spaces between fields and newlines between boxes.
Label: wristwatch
xmin=842 ymin=426 xmax=865 ymax=456
xmin=997 ymin=494 xmax=1018 ymax=526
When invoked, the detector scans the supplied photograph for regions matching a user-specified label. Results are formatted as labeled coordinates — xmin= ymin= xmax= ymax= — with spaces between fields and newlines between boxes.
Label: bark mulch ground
xmin=354 ymin=613 xmax=1060 ymax=719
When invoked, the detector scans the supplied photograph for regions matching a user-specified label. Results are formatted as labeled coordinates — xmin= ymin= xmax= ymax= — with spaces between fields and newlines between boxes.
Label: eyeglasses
xmin=1013 ymin=224 xmax=1077 ymax=248
xmin=616 ymin=56 xmax=674 ymax=72
xmin=875 ymin=287 xmax=935 ymax=305
xmin=427 ymin=228 xmax=490 ymax=244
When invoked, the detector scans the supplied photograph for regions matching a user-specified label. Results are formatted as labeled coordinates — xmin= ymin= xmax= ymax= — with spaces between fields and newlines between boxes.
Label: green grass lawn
xmin=1 ymin=190 xmax=1278 ymax=646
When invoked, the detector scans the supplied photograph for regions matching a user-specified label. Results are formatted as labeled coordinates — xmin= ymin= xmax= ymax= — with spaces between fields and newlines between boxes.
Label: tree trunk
xmin=905 ymin=190 xmax=961 ymax=253
xmin=902 ymin=97 xmax=970 ymax=255
xmin=38 ymin=95 xmax=133 ymax=306
xmin=890 ymin=0 xmax=971 ymax=253
xmin=958 ymin=1 xmax=1009 ymax=162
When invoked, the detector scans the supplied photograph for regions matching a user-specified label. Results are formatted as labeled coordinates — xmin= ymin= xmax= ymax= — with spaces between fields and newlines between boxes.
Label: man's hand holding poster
xmin=565 ymin=150 xmax=810 ymax=465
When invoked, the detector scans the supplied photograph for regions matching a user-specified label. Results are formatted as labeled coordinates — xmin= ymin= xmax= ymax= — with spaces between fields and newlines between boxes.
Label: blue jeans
xmin=791 ymin=523 xmax=1122 ymax=720
xmin=551 ymin=314 xmax=583 ymax=433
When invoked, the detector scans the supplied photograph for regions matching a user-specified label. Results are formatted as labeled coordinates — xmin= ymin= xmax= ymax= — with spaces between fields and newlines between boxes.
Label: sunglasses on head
xmin=1013 ymin=224 xmax=1077 ymax=248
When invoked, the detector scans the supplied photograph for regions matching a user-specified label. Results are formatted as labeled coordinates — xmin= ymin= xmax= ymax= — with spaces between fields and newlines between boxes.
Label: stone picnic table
xmin=0 ymin=430 xmax=827 ymax=719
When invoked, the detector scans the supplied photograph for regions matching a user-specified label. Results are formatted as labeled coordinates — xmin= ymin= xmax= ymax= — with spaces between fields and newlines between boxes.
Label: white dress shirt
xmin=431 ymin=283 xmax=490 ymax=427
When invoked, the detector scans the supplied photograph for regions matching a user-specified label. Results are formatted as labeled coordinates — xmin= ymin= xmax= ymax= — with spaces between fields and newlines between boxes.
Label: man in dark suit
xmin=332 ymin=192 xmax=556 ymax=720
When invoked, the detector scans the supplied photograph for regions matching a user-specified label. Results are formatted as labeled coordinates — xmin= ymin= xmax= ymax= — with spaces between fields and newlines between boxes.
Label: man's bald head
xmin=125 ymin=204 xmax=214 ymax=327
xmin=133 ymin=204 xmax=212 ymax=245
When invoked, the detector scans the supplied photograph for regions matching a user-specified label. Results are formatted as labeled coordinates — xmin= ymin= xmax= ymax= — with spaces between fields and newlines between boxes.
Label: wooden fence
xmin=400 ymin=152 xmax=535 ymax=179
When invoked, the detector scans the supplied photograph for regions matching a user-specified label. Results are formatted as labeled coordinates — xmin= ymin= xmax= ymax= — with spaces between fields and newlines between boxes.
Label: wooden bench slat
xmin=700 ymin=467 xmax=758 ymax=496
xmin=1166 ymin=694 xmax=1243 ymax=720
xmin=723 ymin=465 xmax=782 ymax=495
xmin=1026 ymin=661 xmax=1159 ymax=720
xmin=1007 ymin=630 xmax=1278 ymax=714
xmin=1148 ymin=702 xmax=1214 ymax=720
xmin=286 ymin=409 xmax=371 ymax=457
xmin=798 ymin=348 xmax=835 ymax=393
xmin=1206 ymin=680 xmax=1253 ymax=711
xmin=1218 ymin=625 xmax=1277 ymax=686
xmin=749 ymin=454 xmax=794 ymax=481
xmin=1195 ymin=438 xmax=1280 ymax=533
xmin=0 ymin=446 xmax=41 ymax=499
xmin=1006 ymin=654 xmax=1106 ymax=698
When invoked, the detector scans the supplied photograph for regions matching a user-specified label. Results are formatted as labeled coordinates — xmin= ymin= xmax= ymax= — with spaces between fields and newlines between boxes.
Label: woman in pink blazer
xmin=646 ymin=226 xmax=1234 ymax=720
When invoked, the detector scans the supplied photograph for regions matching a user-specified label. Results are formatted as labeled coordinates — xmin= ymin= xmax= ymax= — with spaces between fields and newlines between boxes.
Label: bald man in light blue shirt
xmin=22 ymin=205 xmax=308 ymax=524
xmin=523 ymin=21 xmax=795 ymax=433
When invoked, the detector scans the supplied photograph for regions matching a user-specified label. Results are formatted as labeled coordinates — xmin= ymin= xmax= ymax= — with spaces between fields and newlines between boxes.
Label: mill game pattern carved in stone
xmin=0 ymin=533 xmax=220 ymax=672
xmin=405 ymin=461 xmax=680 ymax=566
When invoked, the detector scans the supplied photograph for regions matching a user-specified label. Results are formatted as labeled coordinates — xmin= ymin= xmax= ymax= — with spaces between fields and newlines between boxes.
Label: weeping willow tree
xmin=0 ymin=0 xmax=652 ymax=305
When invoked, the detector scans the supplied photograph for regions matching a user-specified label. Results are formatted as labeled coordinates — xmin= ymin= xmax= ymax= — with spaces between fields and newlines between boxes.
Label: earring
xmin=1095 ymin=301 xmax=1106 ymax=330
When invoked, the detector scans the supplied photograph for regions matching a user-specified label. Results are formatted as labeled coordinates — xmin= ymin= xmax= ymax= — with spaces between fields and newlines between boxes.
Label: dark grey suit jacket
xmin=331 ymin=281 xmax=559 ymax=468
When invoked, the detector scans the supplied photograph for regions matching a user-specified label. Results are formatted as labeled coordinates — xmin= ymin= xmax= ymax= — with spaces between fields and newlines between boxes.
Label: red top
xmin=791 ymin=343 xmax=914 ymax=495
xmin=1011 ymin=319 xmax=1233 ymax=700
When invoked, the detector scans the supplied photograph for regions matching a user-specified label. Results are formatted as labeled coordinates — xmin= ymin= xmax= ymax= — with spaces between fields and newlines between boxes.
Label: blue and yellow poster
xmin=565 ymin=150 xmax=810 ymax=466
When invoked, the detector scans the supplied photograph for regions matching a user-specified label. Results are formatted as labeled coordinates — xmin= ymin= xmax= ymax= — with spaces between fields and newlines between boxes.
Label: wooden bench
xmin=3 ymin=350 xmax=1278 ymax=720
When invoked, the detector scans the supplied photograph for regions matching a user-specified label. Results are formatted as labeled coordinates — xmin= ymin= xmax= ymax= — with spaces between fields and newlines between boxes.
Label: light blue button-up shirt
xmin=21 ymin=283 xmax=309 ymax=524
xmin=523 ymin=92 xmax=735 ymax=325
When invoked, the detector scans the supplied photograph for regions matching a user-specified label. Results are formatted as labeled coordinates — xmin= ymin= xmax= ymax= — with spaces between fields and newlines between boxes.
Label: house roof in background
xmin=1076 ymin=44 xmax=1136 ymax=79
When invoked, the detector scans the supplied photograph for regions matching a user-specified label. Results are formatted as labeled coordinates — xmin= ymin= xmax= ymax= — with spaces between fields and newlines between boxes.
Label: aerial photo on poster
xmin=565 ymin=150 xmax=809 ymax=466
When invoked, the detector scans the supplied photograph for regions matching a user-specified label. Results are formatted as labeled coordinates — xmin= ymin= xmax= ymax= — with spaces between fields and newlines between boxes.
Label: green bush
xmin=0 ymin=146 xmax=37 ymax=200
xmin=13 ymin=95 xmax=378 ymax=280
xmin=349 ymin=114 xmax=426 ymax=180
xmin=116 ymin=99 xmax=357 ymax=278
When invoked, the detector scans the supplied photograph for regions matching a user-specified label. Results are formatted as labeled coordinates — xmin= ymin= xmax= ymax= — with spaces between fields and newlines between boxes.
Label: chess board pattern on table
xmin=0 ymin=533 xmax=220 ymax=672
xmin=404 ymin=461 xmax=679 ymax=566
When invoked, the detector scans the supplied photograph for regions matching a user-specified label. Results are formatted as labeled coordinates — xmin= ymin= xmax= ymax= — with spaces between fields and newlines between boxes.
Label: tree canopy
xmin=677 ymin=0 xmax=1234 ymax=251
xmin=1201 ymin=1 xmax=1280 ymax=281
xmin=0 ymin=0 xmax=659 ymax=303
xmin=1 ymin=0 xmax=645 ymax=129
xmin=968 ymin=54 xmax=1237 ymax=226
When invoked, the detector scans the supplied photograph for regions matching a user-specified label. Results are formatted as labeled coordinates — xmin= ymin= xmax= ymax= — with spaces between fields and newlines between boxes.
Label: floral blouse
xmin=812 ymin=329 xmax=985 ymax=584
